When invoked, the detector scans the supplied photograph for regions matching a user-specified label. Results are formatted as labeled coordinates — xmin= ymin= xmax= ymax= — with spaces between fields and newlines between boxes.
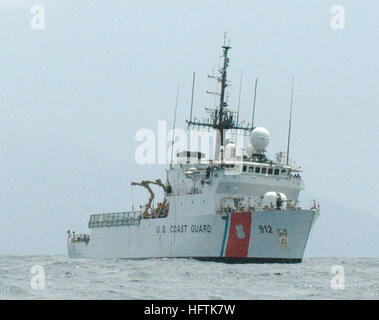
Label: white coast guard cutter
xmin=67 ymin=40 xmax=319 ymax=263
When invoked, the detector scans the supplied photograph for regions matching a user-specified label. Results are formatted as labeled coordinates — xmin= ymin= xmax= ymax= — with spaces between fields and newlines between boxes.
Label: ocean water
xmin=0 ymin=256 xmax=377 ymax=300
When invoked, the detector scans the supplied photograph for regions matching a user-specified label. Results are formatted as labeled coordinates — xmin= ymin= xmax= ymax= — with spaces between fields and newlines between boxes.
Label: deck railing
xmin=88 ymin=211 xmax=142 ymax=228
xmin=68 ymin=233 xmax=90 ymax=244
xmin=216 ymin=200 xmax=319 ymax=217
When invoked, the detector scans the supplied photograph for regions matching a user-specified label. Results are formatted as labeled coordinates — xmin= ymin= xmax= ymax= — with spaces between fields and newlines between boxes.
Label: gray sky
xmin=0 ymin=1 xmax=378 ymax=255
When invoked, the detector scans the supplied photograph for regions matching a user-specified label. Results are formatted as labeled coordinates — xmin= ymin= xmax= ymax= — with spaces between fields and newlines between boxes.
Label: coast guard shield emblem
xmin=223 ymin=212 xmax=252 ymax=257
xmin=236 ymin=225 xmax=245 ymax=239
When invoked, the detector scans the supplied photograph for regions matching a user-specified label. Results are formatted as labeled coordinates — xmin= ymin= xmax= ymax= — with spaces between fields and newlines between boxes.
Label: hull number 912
xmin=259 ymin=225 xmax=273 ymax=234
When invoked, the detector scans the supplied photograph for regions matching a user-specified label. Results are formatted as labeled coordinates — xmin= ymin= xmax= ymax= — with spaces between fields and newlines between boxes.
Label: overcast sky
xmin=0 ymin=1 xmax=378 ymax=255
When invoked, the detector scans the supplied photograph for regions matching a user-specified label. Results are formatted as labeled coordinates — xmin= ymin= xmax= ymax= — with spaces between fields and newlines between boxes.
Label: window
xmin=255 ymin=167 xmax=261 ymax=174
xmin=243 ymin=165 xmax=247 ymax=172
xmin=249 ymin=166 xmax=254 ymax=173
xmin=274 ymin=169 xmax=280 ymax=175
xmin=268 ymin=168 xmax=273 ymax=175
xmin=261 ymin=168 xmax=267 ymax=174
xmin=281 ymin=169 xmax=287 ymax=175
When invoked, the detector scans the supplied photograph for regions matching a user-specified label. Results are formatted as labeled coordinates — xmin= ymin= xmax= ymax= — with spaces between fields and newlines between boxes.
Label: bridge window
xmin=281 ymin=169 xmax=287 ymax=175
xmin=274 ymin=169 xmax=280 ymax=175
xmin=255 ymin=167 xmax=261 ymax=174
xmin=268 ymin=168 xmax=273 ymax=175
xmin=243 ymin=165 xmax=247 ymax=172
xmin=249 ymin=166 xmax=255 ymax=173
xmin=261 ymin=168 xmax=267 ymax=174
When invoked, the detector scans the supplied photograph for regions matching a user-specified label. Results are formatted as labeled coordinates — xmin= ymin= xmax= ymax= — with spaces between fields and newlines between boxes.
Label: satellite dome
xmin=263 ymin=192 xmax=277 ymax=207
xmin=250 ymin=127 xmax=270 ymax=152
xmin=263 ymin=192 xmax=287 ymax=209
xmin=225 ymin=143 xmax=236 ymax=160
xmin=278 ymin=193 xmax=288 ymax=209
xmin=246 ymin=144 xmax=254 ymax=157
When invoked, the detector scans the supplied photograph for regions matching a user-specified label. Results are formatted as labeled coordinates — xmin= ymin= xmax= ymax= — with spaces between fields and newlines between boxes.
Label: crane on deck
xmin=131 ymin=179 xmax=169 ymax=218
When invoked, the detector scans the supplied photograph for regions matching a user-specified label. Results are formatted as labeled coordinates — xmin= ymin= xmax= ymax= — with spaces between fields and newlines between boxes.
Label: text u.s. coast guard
xmin=156 ymin=224 xmax=211 ymax=234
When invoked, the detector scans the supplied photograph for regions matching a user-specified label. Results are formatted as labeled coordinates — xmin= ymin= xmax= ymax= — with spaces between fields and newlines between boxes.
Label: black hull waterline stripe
xmin=113 ymin=256 xmax=302 ymax=264
xmin=194 ymin=257 xmax=302 ymax=264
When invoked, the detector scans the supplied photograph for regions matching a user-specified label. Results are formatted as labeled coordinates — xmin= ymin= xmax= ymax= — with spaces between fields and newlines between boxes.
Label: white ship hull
xmin=68 ymin=209 xmax=319 ymax=263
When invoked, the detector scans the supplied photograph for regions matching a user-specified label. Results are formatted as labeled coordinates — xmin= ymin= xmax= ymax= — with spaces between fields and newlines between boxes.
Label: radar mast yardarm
xmin=186 ymin=39 xmax=254 ymax=158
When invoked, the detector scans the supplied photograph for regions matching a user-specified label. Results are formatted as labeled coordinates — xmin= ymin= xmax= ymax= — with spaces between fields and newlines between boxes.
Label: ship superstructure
xmin=67 ymin=39 xmax=319 ymax=263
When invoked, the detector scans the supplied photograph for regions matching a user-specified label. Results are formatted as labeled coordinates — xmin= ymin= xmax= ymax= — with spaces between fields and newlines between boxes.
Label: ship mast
xmin=187 ymin=36 xmax=254 ymax=158
xmin=217 ymin=42 xmax=231 ymax=146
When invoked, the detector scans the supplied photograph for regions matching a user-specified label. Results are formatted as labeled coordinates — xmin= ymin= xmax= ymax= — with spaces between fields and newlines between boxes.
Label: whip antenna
xmin=286 ymin=76 xmax=295 ymax=165
xmin=236 ymin=70 xmax=243 ymax=125
xmin=131 ymin=184 xmax=135 ymax=212
xmin=189 ymin=73 xmax=195 ymax=124
xmin=251 ymin=78 xmax=258 ymax=129
xmin=170 ymin=85 xmax=180 ymax=169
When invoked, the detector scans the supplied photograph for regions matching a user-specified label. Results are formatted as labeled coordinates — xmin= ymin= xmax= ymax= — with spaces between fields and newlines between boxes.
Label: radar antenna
xmin=186 ymin=36 xmax=254 ymax=152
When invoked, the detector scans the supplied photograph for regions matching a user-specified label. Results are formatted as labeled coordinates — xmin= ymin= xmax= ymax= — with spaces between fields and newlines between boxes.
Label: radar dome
xmin=278 ymin=193 xmax=288 ymax=209
xmin=263 ymin=191 xmax=287 ymax=209
xmin=250 ymin=127 xmax=270 ymax=152
xmin=225 ymin=143 xmax=236 ymax=160
xmin=263 ymin=192 xmax=277 ymax=207
xmin=246 ymin=144 xmax=254 ymax=157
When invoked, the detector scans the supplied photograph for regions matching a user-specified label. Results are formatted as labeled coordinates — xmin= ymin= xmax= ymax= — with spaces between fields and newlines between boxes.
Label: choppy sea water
xmin=0 ymin=256 xmax=377 ymax=300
